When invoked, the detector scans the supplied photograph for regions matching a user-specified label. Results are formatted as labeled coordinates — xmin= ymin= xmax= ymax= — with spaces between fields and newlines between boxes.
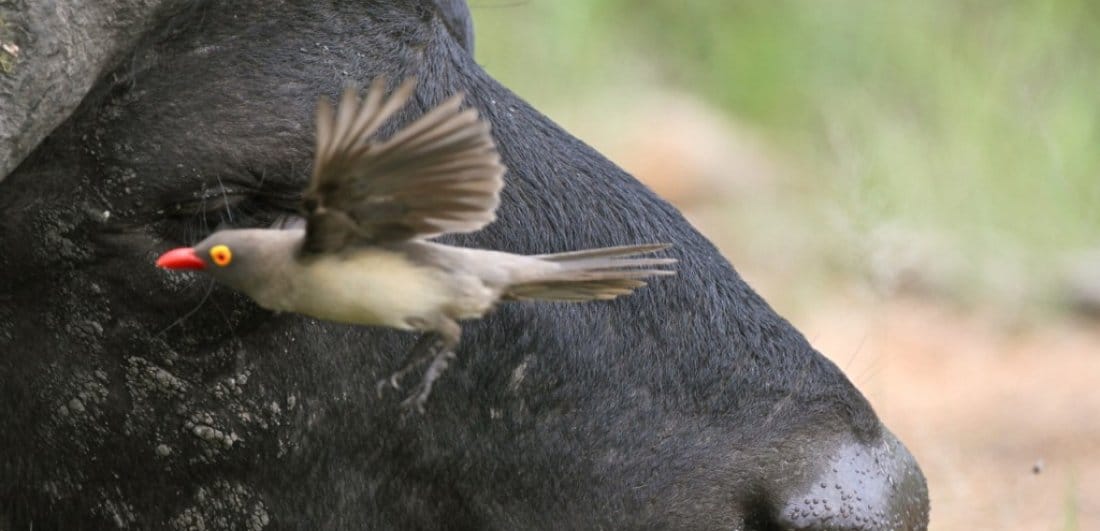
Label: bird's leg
xmin=399 ymin=318 xmax=461 ymax=413
xmin=374 ymin=331 xmax=443 ymax=397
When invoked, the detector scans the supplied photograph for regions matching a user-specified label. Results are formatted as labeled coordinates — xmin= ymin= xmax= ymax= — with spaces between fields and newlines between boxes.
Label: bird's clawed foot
xmin=375 ymin=333 xmax=441 ymax=395
xmin=397 ymin=349 xmax=456 ymax=413
xmin=376 ymin=324 xmax=460 ymax=413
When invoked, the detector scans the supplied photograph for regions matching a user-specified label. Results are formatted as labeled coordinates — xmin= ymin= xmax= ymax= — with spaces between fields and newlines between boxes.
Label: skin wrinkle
xmin=0 ymin=1 xmax=928 ymax=529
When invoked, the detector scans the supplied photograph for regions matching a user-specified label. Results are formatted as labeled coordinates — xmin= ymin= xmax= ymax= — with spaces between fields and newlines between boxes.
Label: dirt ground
xmin=786 ymin=290 xmax=1099 ymax=530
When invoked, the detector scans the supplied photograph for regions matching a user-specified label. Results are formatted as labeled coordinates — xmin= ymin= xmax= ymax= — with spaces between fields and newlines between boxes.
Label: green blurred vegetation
xmin=472 ymin=1 xmax=1100 ymax=312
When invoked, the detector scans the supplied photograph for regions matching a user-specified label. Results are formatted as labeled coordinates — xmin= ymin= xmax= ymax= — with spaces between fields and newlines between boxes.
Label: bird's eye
xmin=210 ymin=245 xmax=233 ymax=267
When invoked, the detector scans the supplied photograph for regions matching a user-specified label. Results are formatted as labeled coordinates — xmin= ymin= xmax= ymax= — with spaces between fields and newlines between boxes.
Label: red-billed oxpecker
xmin=155 ymin=78 xmax=676 ymax=410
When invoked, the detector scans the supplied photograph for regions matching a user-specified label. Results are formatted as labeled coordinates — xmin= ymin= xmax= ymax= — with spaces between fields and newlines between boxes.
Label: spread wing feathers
xmin=302 ymin=77 xmax=505 ymax=253
xmin=505 ymin=244 xmax=677 ymax=302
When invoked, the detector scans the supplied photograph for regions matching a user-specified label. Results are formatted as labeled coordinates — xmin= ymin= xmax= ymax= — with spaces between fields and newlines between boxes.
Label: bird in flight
xmin=156 ymin=78 xmax=676 ymax=411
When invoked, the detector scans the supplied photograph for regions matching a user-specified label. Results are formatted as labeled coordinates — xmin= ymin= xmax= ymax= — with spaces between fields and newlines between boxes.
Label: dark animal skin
xmin=0 ymin=1 xmax=929 ymax=529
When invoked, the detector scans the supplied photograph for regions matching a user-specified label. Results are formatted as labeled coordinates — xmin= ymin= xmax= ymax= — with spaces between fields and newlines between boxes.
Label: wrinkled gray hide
xmin=0 ymin=1 xmax=928 ymax=529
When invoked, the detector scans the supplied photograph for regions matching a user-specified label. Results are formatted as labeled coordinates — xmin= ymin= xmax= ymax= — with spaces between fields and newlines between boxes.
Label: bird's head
xmin=156 ymin=229 xmax=292 ymax=293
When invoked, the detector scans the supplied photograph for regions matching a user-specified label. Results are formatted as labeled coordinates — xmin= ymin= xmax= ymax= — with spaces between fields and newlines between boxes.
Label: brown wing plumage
xmin=301 ymin=77 xmax=505 ymax=254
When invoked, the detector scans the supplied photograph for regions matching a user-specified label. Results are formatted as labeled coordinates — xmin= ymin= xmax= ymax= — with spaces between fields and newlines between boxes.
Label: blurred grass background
xmin=471 ymin=0 xmax=1100 ymax=318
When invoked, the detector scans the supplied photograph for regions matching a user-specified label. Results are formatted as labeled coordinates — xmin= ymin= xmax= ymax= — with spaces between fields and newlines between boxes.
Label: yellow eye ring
xmin=210 ymin=244 xmax=232 ymax=267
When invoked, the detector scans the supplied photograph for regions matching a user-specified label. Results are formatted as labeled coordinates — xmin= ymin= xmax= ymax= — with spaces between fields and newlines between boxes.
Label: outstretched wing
xmin=301 ymin=77 xmax=505 ymax=254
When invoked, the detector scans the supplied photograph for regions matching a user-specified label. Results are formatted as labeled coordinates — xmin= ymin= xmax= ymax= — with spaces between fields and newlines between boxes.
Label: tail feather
xmin=505 ymin=243 xmax=676 ymax=302
xmin=533 ymin=243 xmax=670 ymax=262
